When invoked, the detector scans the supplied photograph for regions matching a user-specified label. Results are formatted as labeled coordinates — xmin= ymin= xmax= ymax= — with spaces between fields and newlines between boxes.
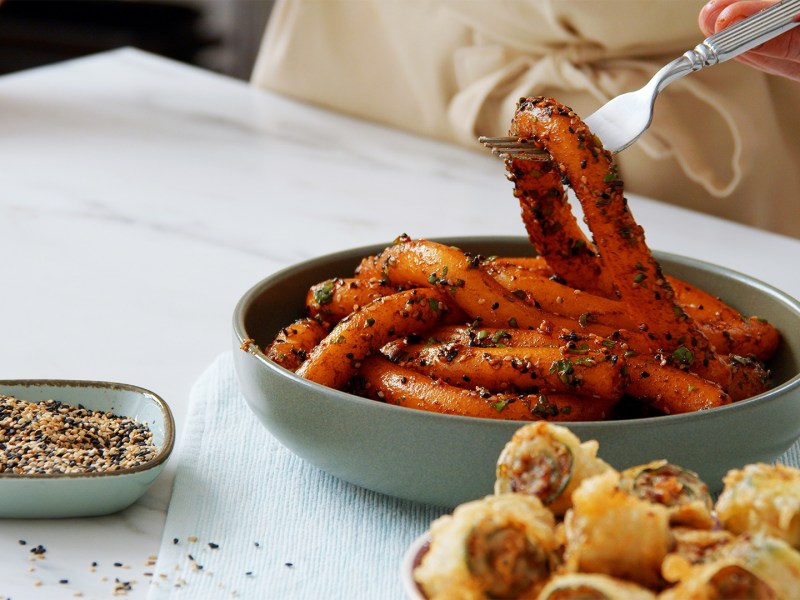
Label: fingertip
xmin=715 ymin=5 xmax=748 ymax=30
xmin=698 ymin=0 xmax=745 ymax=35
xmin=715 ymin=1 xmax=775 ymax=31
xmin=698 ymin=0 xmax=722 ymax=35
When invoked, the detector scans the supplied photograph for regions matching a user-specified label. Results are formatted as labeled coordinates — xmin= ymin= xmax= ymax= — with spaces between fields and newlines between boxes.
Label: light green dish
xmin=233 ymin=237 xmax=800 ymax=508
xmin=0 ymin=380 xmax=174 ymax=518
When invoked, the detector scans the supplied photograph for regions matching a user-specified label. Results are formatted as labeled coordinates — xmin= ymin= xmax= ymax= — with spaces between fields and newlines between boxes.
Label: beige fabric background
xmin=252 ymin=0 xmax=800 ymax=238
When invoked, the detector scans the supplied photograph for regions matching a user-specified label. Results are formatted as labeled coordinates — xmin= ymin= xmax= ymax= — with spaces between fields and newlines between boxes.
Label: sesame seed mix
xmin=0 ymin=395 xmax=157 ymax=474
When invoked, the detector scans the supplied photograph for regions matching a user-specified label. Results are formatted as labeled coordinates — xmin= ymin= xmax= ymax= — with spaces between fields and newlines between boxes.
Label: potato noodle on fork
xmin=264 ymin=97 xmax=779 ymax=420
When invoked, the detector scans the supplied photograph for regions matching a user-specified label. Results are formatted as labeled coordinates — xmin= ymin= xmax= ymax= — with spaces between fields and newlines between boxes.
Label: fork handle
xmin=692 ymin=0 xmax=800 ymax=66
xmin=652 ymin=0 xmax=800 ymax=94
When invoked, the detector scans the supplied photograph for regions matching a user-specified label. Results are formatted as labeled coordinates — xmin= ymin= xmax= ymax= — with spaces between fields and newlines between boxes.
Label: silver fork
xmin=480 ymin=0 xmax=800 ymax=160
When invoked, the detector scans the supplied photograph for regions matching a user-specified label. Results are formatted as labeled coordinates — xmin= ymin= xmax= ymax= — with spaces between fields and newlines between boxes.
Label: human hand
xmin=699 ymin=0 xmax=800 ymax=81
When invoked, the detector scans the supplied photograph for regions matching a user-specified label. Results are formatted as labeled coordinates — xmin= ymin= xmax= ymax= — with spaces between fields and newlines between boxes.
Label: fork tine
xmin=478 ymin=136 xmax=550 ymax=161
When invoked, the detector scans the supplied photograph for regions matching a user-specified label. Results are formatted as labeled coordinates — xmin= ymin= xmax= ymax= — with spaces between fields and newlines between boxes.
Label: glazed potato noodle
xmin=264 ymin=96 xmax=780 ymax=420
xmin=265 ymin=317 xmax=330 ymax=372
xmin=412 ymin=422 xmax=800 ymax=599
xmin=384 ymin=340 xmax=626 ymax=399
xmin=356 ymin=355 xmax=620 ymax=422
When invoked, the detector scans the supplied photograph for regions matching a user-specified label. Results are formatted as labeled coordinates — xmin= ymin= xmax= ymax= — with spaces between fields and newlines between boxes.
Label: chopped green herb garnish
xmin=491 ymin=400 xmax=509 ymax=412
xmin=313 ymin=281 xmax=336 ymax=305
xmin=670 ymin=345 xmax=694 ymax=366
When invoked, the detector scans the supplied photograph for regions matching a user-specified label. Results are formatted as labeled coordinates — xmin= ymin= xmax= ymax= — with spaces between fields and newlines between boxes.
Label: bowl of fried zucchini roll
xmin=403 ymin=422 xmax=800 ymax=599
xmin=234 ymin=96 xmax=800 ymax=508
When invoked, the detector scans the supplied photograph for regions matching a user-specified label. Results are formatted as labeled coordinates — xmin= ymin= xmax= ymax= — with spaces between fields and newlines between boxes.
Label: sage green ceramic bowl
xmin=0 ymin=380 xmax=174 ymax=518
xmin=233 ymin=237 xmax=800 ymax=507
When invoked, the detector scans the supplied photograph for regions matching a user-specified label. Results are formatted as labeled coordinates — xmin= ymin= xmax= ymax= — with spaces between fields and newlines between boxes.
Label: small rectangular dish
xmin=0 ymin=379 xmax=174 ymax=518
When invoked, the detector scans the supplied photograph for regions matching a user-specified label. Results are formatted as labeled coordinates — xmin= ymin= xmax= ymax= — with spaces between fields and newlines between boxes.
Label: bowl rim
xmin=233 ymin=235 xmax=800 ymax=429
xmin=0 ymin=379 xmax=175 ymax=480
xmin=400 ymin=532 xmax=430 ymax=600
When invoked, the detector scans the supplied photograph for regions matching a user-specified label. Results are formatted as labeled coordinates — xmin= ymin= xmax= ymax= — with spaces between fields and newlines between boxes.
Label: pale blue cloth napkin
xmin=147 ymin=352 xmax=446 ymax=600
xmin=783 ymin=437 xmax=800 ymax=468
xmin=150 ymin=352 xmax=800 ymax=599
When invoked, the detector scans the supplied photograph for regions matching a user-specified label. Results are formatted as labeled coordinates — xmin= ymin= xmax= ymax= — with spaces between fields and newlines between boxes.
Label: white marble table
xmin=1 ymin=48 xmax=799 ymax=599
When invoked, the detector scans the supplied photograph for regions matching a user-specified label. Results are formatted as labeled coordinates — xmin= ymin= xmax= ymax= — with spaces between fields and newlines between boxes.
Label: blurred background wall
xmin=0 ymin=0 xmax=275 ymax=79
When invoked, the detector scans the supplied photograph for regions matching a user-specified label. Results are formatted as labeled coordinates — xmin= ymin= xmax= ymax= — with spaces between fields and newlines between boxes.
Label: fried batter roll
xmin=536 ymin=573 xmax=657 ymax=600
xmin=662 ymin=527 xmax=738 ymax=578
xmin=618 ymin=460 xmax=715 ymax=529
xmin=563 ymin=470 xmax=672 ymax=589
xmin=494 ymin=422 xmax=611 ymax=518
xmin=715 ymin=463 xmax=800 ymax=550
xmin=413 ymin=494 xmax=559 ymax=600
xmin=659 ymin=534 xmax=800 ymax=600
xmin=296 ymin=288 xmax=447 ymax=390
